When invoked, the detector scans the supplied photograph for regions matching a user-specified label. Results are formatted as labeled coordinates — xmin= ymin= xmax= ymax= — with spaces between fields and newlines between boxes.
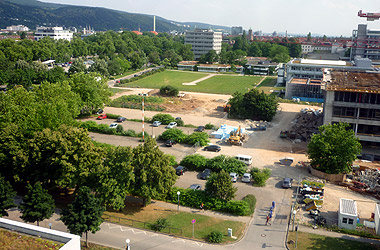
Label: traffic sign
xmin=192 ymin=219 xmax=196 ymax=224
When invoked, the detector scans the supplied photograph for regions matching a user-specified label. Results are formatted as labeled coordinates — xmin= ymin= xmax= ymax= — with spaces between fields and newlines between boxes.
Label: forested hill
xmin=0 ymin=0 xmax=230 ymax=32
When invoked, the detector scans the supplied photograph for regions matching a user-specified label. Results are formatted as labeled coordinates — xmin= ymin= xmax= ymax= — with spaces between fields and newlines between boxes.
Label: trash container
xmin=228 ymin=228 xmax=232 ymax=237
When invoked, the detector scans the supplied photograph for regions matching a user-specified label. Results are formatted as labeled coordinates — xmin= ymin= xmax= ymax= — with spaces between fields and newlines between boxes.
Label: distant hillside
xmin=0 ymin=0 xmax=230 ymax=32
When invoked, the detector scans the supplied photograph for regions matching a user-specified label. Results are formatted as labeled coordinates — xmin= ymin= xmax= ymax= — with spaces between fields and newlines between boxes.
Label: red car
xmin=97 ymin=114 xmax=107 ymax=120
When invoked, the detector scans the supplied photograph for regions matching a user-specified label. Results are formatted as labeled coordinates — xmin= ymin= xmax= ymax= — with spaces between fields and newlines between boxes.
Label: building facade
xmin=185 ymin=29 xmax=222 ymax=60
xmin=34 ymin=27 xmax=73 ymax=41
xmin=322 ymin=69 xmax=380 ymax=145
xmin=6 ymin=25 xmax=29 ymax=32
xmin=231 ymin=26 xmax=243 ymax=36
xmin=352 ymin=24 xmax=380 ymax=60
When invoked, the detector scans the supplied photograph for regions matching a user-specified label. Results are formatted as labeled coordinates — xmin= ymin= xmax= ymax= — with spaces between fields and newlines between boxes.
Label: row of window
xmin=342 ymin=217 xmax=354 ymax=224
xmin=334 ymin=91 xmax=380 ymax=104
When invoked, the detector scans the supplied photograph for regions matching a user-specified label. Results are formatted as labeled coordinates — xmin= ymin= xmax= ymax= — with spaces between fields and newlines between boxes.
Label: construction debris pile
xmin=244 ymin=119 xmax=273 ymax=131
xmin=280 ymin=108 xmax=323 ymax=142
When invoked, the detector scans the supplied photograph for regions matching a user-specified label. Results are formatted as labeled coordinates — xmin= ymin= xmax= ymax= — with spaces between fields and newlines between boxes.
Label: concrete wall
xmin=0 ymin=218 xmax=81 ymax=250
xmin=309 ymin=166 xmax=346 ymax=183
xmin=322 ymin=91 xmax=335 ymax=124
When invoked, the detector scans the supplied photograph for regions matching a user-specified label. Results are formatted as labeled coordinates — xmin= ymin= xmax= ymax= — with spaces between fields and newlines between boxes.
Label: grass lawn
xmin=109 ymin=88 xmax=131 ymax=95
xmin=103 ymin=203 xmax=245 ymax=243
xmin=256 ymin=77 xmax=284 ymax=94
xmin=110 ymin=69 xmax=141 ymax=79
xmin=287 ymin=231 xmax=379 ymax=250
xmin=118 ymin=70 xmax=264 ymax=95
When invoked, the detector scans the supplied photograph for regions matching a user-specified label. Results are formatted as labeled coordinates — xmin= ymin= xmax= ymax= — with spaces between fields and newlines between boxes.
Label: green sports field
xmin=118 ymin=70 xmax=264 ymax=95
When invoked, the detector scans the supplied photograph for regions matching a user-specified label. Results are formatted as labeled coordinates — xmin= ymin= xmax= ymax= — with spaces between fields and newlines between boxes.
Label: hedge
xmin=251 ymin=167 xmax=271 ymax=187
xmin=242 ymin=195 xmax=257 ymax=215
xmin=79 ymin=121 xmax=143 ymax=138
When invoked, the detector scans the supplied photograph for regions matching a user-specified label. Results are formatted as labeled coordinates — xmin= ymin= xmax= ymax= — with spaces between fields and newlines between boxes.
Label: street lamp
xmin=125 ymin=239 xmax=130 ymax=250
xmin=292 ymin=210 xmax=297 ymax=231
xmin=177 ymin=191 xmax=181 ymax=212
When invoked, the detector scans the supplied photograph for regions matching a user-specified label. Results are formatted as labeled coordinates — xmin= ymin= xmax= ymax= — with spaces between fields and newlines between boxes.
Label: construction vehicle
xmin=227 ymin=125 xmax=246 ymax=146
xmin=358 ymin=10 xmax=380 ymax=21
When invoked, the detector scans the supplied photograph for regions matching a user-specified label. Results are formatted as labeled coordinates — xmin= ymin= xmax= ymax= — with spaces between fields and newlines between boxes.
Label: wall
xmin=309 ymin=166 xmax=346 ymax=182
xmin=376 ymin=204 xmax=380 ymax=236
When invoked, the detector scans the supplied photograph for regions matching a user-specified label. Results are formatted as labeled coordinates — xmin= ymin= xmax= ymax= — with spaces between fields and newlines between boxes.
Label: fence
xmin=102 ymin=214 xmax=183 ymax=236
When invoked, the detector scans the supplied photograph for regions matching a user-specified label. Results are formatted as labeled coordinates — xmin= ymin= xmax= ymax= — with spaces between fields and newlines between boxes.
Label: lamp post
xmin=177 ymin=191 xmax=181 ymax=212
xmin=292 ymin=210 xmax=297 ymax=231
xmin=126 ymin=239 xmax=130 ymax=250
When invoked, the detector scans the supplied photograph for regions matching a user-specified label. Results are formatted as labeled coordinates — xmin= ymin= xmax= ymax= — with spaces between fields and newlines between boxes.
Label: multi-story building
xmin=6 ymin=25 xmax=29 ymax=32
xmin=247 ymin=28 xmax=253 ymax=41
xmin=246 ymin=57 xmax=279 ymax=75
xmin=34 ymin=26 xmax=73 ymax=41
xmin=231 ymin=26 xmax=243 ymax=36
xmin=283 ymin=58 xmax=373 ymax=102
xmin=352 ymin=24 xmax=380 ymax=60
xmin=185 ymin=29 xmax=222 ymax=60
xmin=322 ymin=69 xmax=380 ymax=149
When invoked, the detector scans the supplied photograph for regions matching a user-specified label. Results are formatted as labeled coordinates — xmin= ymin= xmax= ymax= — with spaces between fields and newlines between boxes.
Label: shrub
xmin=207 ymin=231 xmax=223 ymax=243
xmin=206 ymin=156 xmax=247 ymax=176
xmin=152 ymin=113 xmax=175 ymax=125
xmin=159 ymin=128 xmax=187 ymax=143
xmin=79 ymin=121 xmax=98 ymax=131
xmin=167 ymin=155 xmax=177 ymax=166
xmin=137 ymin=132 xmax=150 ymax=138
xmin=176 ymin=119 xmax=184 ymax=127
xmin=185 ymin=132 xmax=210 ymax=146
xmin=224 ymin=200 xmax=251 ymax=216
xmin=251 ymin=167 xmax=271 ymax=186
xmin=122 ymin=129 xmax=137 ymax=137
xmin=152 ymin=218 xmax=170 ymax=232
xmin=205 ymin=123 xmax=216 ymax=130
xmin=106 ymin=113 xmax=121 ymax=119
xmin=116 ymin=125 xmax=124 ymax=133
xmin=242 ymin=195 xmax=256 ymax=215
xmin=160 ymin=85 xmax=179 ymax=97
xmin=180 ymin=154 xmax=207 ymax=171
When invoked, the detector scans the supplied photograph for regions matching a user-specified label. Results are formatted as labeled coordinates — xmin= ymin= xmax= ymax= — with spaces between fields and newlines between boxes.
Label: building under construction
xmin=351 ymin=24 xmax=380 ymax=61
xmin=322 ymin=69 xmax=380 ymax=154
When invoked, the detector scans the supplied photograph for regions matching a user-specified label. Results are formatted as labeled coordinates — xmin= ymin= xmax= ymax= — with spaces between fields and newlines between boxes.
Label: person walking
xmin=266 ymin=214 xmax=271 ymax=226
xmin=200 ymin=202 xmax=204 ymax=212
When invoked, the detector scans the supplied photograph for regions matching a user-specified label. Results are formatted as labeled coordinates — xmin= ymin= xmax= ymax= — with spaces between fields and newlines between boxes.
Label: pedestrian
xmin=266 ymin=214 xmax=271 ymax=226
xmin=200 ymin=202 xmax=204 ymax=212
xmin=272 ymin=201 xmax=276 ymax=209
xmin=269 ymin=209 xmax=273 ymax=218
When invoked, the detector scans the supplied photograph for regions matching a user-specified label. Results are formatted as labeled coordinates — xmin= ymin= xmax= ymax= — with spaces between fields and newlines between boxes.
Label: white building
xmin=34 ymin=26 xmax=73 ymax=41
xmin=6 ymin=25 xmax=29 ymax=32
xmin=185 ymin=29 xmax=222 ymax=60
xmin=338 ymin=198 xmax=358 ymax=230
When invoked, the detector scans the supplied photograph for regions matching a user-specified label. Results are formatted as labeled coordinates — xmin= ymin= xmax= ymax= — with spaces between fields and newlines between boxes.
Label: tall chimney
xmin=153 ymin=16 xmax=156 ymax=32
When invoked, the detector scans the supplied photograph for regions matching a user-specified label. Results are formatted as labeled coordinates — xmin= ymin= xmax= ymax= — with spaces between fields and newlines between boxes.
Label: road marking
xmin=171 ymin=239 xmax=186 ymax=243
xmin=192 ymin=242 xmax=203 ymax=247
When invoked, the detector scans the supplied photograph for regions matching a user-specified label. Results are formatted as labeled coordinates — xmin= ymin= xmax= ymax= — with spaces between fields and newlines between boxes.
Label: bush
xmin=176 ymin=119 xmax=184 ymax=127
xmin=179 ymin=154 xmax=207 ymax=171
xmin=242 ymin=195 xmax=256 ymax=215
xmin=206 ymin=156 xmax=247 ymax=176
xmin=106 ymin=113 xmax=121 ymax=119
xmin=205 ymin=123 xmax=216 ymax=130
xmin=152 ymin=113 xmax=175 ymax=125
xmin=116 ymin=125 xmax=124 ymax=133
xmin=185 ymin=132 xmax=210 ymax=146
xmin=160 ymin=85 xmax=179 ymax=97
xmin=224 ymin=200 xmax=250 ymax=216
xmin=207 ymin=231 xmax=223 ymax=243
xmin=152 ymin=218 xmax=170 ymax=232
xmin=159 ymin=128 xmax=187 ymax=143
xmin=167 ymin=155 xmax=177 ymax=166
xmin=79 ymin=121 xmax=98 ymax=131
xmin=251 ymin=167 xmax=271 ymax=186
xmin=122 ymin=129 xmax=137 ymax=137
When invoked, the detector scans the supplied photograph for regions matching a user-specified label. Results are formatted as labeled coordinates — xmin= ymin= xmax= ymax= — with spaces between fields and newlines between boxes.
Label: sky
xmin=40 ymin=0 xmax=380 ymax=36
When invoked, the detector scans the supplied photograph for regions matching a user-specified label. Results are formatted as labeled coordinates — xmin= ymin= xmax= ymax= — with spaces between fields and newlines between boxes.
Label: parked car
xmin=230 ymin=173 xmax=238 ymax=182
xmin=200 ymin=168 xmax=212 ymax=180
xmin=178 ymin=93 xmax=186 ymax=98
xmin=97 ymin=114 xmax=107 ymax=120
xmin=175 ymin=166 xmax=186 ymax=176
xmin=166 ymin=122 xmax=177 ymax=128
xmin=195 ymin=126 xmax=205 ymax=132
xmin=152 ymin=121 xmax=162 ymax=127
xmin=282 ymin=178 xmax=293 ymax=189
xmin=189 ymin=184 xmax=202 ymax=190
xmin=109 ymin=123 xmax=118 ymax=129
xmin=204 ymin=145 xmax=221 ymax=152
xmin=116 ymin=117 xmax=127 ymax=122
xmin=165 ymin=140 xmax=176 ymax=147
xmin=241 ymin=173 xmax=251 ymax=183
xmin=138 ymin=93 xmax=148 ymax=96
xmin=96 ymin=109 xmax=103 ymax=115
xmin=175 ymin=117 xmax=182 ymax=120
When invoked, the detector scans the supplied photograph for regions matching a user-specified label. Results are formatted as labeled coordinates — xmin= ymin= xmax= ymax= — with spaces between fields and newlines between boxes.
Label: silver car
xmin=166 ymin=122 xmax=177 ymax=128
xmin=241 ymin=173 xmax=251 ymax=183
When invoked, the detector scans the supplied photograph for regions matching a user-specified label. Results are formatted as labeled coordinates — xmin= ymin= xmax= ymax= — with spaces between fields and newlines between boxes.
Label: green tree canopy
xmin=160 ymin=128 xmax=187 ymax=143
xmin=205 ymin=170 xmax=237 ymax=201
xmin=19 ymin=182 xmax=55 ymax=226
xmin=307 ymin=123 xmax=362 ymax=174
xmin=206 ymin=155 xmax=247 ymax=176
xmin=0 ymin=174 xmax=16 ymax=217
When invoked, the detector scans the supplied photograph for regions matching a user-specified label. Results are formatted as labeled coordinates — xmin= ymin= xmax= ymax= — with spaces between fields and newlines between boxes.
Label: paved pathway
xmin=182 ymin=74 xmax=215 ymax=85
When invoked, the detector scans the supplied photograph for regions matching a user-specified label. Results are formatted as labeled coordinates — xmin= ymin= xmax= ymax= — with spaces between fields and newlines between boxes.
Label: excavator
xmin=227 ymin=125 xmax=246 ymax=146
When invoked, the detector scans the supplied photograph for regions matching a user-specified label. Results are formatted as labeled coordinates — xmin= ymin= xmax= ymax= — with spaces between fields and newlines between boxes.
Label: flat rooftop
xmin=290 ymin=78 xmax=322 ymax=85
xmin=324 ymin=70 xmax=380 ymax=93
xmin=292 ymin=58 xmax=348 ymax=66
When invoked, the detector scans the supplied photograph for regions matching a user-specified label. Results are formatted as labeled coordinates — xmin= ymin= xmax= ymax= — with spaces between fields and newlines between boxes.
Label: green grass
xmin=257 ymin=77 xmax=277 ymax=87
xmin=109 ymin=69 xmax=141 ymax=79
xmin=0 ymin=229 xmax=63 ymax=250
xmin=118 ymin=70 xmax=264 ymax=95
xmin=287 ymin=231 xmax=378 ymax=250
xmin=109 ymin=88 xmax=131 ymax=95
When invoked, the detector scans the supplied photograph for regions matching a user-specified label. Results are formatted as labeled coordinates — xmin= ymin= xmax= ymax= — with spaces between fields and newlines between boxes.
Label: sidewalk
xmin=298 ymin=224 xmax=380 ymax=246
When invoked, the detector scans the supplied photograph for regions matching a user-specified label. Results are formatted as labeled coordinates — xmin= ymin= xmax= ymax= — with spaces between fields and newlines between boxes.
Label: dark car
xmin=189 ymin=184 xmax=202 ymax=190
xmin=175 ymin=166 xmax=186 ymax=176
xmin=200 ymin=168 xmax=212 ymax=180
xmin=195 ymin=126 xmax=205 ymax=132
xmin=175 ymin=117 xmax=182 ymax=120
xmin=282 ymin=178 xmax=293 ymax=189
xmin=116 ymin=117 xmax=127 ymax=122
xmin=204 ymin=145 xmax=221 ymax=152
xmin=165 ymin=140 xmax=176 ymax=147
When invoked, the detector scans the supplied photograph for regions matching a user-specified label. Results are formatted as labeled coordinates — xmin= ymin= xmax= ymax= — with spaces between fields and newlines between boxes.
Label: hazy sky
xmin=40 ymin=0 xmax=380 ymax=36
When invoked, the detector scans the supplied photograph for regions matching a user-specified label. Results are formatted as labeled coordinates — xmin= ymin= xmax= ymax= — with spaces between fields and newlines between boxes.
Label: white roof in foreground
xmin=300 ymin=59 xmax=347 ymax=66
xmin=340 ymin=198 xmax=357 ymax=216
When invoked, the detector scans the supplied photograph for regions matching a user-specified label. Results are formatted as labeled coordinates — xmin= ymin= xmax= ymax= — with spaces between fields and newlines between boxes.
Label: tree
xmin=89 ymin=59 xmax=109 ymax=76
xmin=160 ymin=85 xmax=179 ymax=96
xmin=68 ymin=58 xmax=86 ymax=75
xmin=132 ymin=138 xmax=177 ymax=206
xmin=185 ymin=132 xmax=210 ymax=146
xmin=19 ymin=182 xmax=55 ymax=226
xmin=206 ymin=155 xmax=247 ymax=176
xmin=151 ymin=113 xmax=175 ymax=124
xmin=160 ymin=128 xmax=187 ymax=143
xmin=179 ymin=154 xmax=207 ymax=171
xmin=205 ymin=170 xmax=236 ymax=201
xmin=0 ymin=175 xmax=16 ymax=217
xmin=307 ymin=123 xmax=361 ymax=174
xmin=61 ymin=186 xmax=104 ymax=248
xmin=307 ymin=32 xmax=312 ymax=42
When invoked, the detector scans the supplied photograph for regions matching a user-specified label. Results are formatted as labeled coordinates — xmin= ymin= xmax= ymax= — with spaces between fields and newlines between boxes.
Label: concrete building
xmin=246 ymin=57 xmax=279 ymax=75
xmin=247 ymin=28 xmax=253 ymax=41
xmin=231 ymin=26 xmax=243 ymax=36
xmin=185 ymin=29 xmax=222 ymax=60
xmin=338 ymin=198 xmax=357 ymax=230
xmin=284 ymin=58 xmax=373 ymax=102
xmin=352 ymin=24 xmax=380 ymax=60
xmin=34 ymin=26 xmax=73 ymax=41
xmin=177 ymin=61 xmax=243 ymax=73
xmin=322 ymin=69 xmax=380 ymax=145
xmin=5 ymin=25 xmax=29 ymax=32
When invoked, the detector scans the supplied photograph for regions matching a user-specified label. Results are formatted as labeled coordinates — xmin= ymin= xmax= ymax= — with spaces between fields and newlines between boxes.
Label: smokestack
xmin=153 ymin=16 xmax=156 ymax=32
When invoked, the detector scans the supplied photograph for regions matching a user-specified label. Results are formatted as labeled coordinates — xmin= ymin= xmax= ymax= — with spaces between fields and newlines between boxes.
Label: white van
xmin=235 ymin=154 xmax=252 ymax=165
